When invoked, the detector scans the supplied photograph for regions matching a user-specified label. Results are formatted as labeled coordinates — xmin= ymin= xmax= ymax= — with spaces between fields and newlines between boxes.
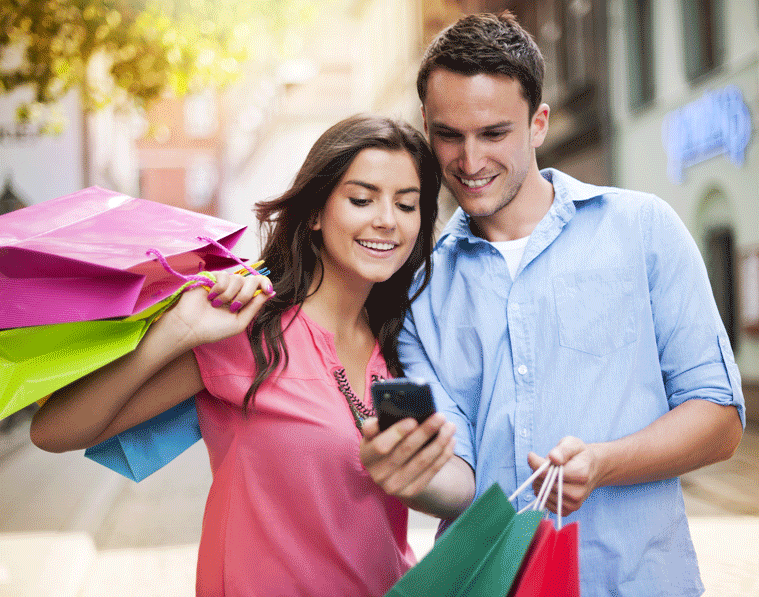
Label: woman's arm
xmin=31 ymin=272 xmax=275 ymax=453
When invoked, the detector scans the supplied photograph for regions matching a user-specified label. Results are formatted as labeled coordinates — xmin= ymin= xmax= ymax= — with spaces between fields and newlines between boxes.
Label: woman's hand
xmin=359 ymin=415 xmax=474 ymax=519
xmin=162 ymin=271 xmax=276 ymax=348
xmin=360 ymin=414 xmax=456 ymax=499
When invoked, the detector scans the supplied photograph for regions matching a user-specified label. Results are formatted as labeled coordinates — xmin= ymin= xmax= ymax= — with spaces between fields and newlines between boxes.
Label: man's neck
xmin=471 ymin=165 xmax=554 ymax=242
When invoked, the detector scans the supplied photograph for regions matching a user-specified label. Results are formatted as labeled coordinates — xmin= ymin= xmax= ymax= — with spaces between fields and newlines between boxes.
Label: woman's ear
xmin=309 ymin=211 xmax=321 ymax=231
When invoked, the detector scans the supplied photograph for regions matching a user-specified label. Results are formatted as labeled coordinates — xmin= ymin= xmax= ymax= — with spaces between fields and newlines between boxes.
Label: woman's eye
xmin=397 ymin=203 xmax=417 ymax=213
xmin=349 ymin=198 xmax=371 ymax=206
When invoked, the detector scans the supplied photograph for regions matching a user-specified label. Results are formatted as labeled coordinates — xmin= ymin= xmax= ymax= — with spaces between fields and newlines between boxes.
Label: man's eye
xmin=434 ymin=131 xmax=459 ymax=140
xmin=484 ymin=131 xmax=507 ymax=139
xmin=397 ymin=203 xmax=417 ymax=213
xmin=349 ymin=198 xmax=371 ymax=206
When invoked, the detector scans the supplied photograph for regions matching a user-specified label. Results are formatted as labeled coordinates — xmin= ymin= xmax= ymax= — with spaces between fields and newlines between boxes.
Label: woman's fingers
xmin=361 ymin=414 xmax=455 ymax=498
xmin=392 ymin=427 xmax=456 ymax=498
xmin=207 ymin=273 xmax=274 ymax=311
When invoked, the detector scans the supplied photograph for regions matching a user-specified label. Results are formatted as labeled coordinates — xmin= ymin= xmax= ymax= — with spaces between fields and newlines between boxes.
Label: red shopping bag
xmin=508 ymin=466 xmax=581 ymax=597
xmin=508 ymin=520 xmax=580 ymax=597
xmin=0 ymin=186 xmax=247 ymax=328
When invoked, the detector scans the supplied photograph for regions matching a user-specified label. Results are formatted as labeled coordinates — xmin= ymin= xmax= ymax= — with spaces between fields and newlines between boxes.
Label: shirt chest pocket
xmin=553 ymin=267 xmax=638 ymax=357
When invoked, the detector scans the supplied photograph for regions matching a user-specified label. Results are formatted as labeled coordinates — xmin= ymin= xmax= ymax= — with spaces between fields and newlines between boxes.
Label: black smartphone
xmin=372 ymin=378 xmax=437 ymax=432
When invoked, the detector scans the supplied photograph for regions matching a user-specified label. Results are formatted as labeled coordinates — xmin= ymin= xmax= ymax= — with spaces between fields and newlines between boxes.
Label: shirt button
xmin=517 ymin=365 xmax=528 ymax=375
xmin=524 ymin=494 xmax=534 ymax=502
xmin=520 ymin=428 xmax=528 ymax=438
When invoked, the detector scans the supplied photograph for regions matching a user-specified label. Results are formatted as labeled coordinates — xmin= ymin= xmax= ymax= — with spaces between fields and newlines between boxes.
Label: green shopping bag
xmin=0 ymin=275 xmax=212 ymax=420
xmin=387 ymin=482 xmax=543 ymax=597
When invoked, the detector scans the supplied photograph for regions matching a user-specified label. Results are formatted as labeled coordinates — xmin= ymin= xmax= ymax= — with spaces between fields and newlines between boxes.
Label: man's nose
xmin=459 ymin=137 xmax=484 ymax=175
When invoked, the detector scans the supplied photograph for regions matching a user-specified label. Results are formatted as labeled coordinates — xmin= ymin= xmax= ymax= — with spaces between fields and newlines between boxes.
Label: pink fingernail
xmin=267 ymin=283 xmax=275 ymax=294
xmin=207 ymin=292 xmax=218 ymax=301
xmin=212 ymin=299 xmax=223 ymax=308
xmin=230 ymin=301 xmax=242 ymax=313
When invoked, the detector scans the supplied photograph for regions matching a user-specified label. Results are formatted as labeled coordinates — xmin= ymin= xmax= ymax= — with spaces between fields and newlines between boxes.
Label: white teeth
xmin=358 ymin=240 xmax=395 ymax=251
xmin=459 ymin=176 xmax=494 ymax=188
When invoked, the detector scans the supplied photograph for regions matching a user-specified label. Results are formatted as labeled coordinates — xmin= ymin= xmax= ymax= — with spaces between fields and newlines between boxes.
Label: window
xmin=625 ymin=0 xmax=655 ymax=109
xmin=681 ymin=0 xmax=724 ymax=81
xmin=555 ymin=0 xmax=596 ymax=91
xmin=705 ymin=227 xmax=738 ymax=348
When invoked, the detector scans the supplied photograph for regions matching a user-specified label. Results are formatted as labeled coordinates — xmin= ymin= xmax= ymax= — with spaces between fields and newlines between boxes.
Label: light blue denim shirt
xmin=399 ymin=168 xmax=745 ymax=597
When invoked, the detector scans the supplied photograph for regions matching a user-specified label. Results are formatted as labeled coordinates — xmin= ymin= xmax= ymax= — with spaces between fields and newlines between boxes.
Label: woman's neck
xmin=301 ymin=269 xmax=372 ymax=340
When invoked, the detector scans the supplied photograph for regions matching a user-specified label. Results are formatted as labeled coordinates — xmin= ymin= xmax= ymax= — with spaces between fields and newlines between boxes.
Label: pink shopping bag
xmin=0 ymin=186 xmax=247 ymax=328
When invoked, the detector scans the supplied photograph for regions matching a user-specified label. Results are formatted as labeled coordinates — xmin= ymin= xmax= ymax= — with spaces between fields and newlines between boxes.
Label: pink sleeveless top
xmin=192 ymin=307 xmax=415 ymax=596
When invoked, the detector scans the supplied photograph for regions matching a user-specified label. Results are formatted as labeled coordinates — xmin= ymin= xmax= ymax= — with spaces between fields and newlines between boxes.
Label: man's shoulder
xmin=546 ymin=168 xmax=652 ymax=202
xmin=545 ymin=168 xmax=670 ymax=220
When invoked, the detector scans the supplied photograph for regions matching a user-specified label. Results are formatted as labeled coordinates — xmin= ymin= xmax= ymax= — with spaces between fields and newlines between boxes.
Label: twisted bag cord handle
xmin=196 ymin=236 xmax=267 ymax=277
xmin=146 ymin=248 xmax=218 ymax=292
xmin=147 ymin=236 xmax=269 ymax=291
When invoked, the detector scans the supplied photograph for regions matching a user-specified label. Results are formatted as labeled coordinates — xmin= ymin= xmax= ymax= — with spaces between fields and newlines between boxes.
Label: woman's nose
xmin=373 ymin=199 xmax=396 ymax=229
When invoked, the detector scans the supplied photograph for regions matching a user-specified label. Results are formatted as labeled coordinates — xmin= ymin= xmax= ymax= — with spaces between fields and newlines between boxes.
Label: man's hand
xmin=360 ymin=413 xmax=456 ymax=499
xmin=527 ymin=436 xmax=602 ymax=516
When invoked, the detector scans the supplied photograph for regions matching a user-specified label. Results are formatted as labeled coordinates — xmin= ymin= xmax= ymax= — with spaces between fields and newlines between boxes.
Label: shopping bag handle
xmin=196 ymin=236 xmax=269 ymax=276
xmin=511 ymin=462 xmax=566 ymax=529
xmin=146 ymin=238 xmax=268 ymax=293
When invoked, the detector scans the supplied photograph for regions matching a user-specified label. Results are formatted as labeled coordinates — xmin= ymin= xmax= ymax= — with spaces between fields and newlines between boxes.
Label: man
xmin=360 ymin=10 xmax=745 ymax=596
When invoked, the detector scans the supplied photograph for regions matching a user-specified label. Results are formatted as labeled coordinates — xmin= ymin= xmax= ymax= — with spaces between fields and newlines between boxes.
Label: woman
xmin=31 ymin=114 xmax=452 ymax=596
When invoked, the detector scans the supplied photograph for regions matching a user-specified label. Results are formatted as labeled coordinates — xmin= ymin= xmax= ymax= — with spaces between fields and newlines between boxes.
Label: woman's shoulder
xmin=192 ymin=330 xmax=253 ymax=378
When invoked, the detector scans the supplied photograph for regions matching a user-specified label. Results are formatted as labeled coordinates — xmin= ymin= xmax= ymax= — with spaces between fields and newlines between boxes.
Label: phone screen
xmin=372 ymin=378 xmax=436 ymax=432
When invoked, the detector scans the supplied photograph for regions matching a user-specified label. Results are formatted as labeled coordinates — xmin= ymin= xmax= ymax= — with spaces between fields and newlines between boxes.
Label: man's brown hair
xmin=417 ymin=10 xmax=545 ymax=117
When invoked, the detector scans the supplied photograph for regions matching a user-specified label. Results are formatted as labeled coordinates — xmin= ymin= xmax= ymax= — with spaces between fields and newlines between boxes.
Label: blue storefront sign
xmin=662 ymin=86 xmax=752 ymax=184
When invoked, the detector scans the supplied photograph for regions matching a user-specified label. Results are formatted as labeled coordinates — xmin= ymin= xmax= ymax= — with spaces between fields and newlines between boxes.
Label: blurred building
xmin=606 ymin=0 xmax=758 ymax=422
xmin=0 ymin=89 xmax=87 ymax=204
xmin=135 ymin=91 xmax=223 ymax=216
xmin=0 ymin=86 xmax=141 ymax=205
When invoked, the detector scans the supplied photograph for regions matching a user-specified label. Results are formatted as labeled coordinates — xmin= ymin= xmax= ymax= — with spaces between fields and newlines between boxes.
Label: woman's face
xmin=312 ymin=148 xmax=422 ymax=291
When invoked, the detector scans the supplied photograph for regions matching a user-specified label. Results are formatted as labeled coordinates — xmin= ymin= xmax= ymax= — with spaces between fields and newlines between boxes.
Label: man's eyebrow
xmin=429 ymin=121 xmax=514 ymax=133
xmin=343 ymin=180 xmax=420 ymax=195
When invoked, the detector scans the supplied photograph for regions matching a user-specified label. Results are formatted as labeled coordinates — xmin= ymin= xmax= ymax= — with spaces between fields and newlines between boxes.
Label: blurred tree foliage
xmin=0 ymin=0 xmax=318 ymax=130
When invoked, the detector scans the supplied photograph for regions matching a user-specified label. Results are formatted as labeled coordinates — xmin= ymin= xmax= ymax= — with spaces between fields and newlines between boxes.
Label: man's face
xmin=422 ymin=69 xmax=547 ymax=219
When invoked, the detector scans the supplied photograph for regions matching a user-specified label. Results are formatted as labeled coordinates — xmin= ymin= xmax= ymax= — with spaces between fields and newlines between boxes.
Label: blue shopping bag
xmin=84 ymin=396 xmax=201 ymax=481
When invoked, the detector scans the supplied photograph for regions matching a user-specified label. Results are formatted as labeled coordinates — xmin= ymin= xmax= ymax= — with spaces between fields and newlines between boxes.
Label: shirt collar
xmin=437 ymin=168 xmax=619 ymax=247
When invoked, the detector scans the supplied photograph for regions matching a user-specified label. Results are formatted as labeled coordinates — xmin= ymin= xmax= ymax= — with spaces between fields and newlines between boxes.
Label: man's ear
xmin=530 ymin=103 xmax=550 ymax=149
xmin=421 ymin=105 xmax=428 ymax=135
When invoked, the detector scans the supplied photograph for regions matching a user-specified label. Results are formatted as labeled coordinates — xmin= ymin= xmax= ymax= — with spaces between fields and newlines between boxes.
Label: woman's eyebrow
xmin=344 ymin=180 xmax=378 ymax=191
xmin=344 ymin=181 xmax=420 ymax=195
xmin=396 ymin=187 xmax=421 ymax=195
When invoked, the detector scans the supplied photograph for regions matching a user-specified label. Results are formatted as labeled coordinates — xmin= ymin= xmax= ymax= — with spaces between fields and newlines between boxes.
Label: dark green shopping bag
xmin=0 ymin=275 xmax=210 ymax=420
xmin=387 ymin=483 xmax=543 ymax=597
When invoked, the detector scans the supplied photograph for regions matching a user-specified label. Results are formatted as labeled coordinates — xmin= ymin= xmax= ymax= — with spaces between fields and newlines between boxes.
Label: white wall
xmin=0 ymin=88 xmax=84 ymax=204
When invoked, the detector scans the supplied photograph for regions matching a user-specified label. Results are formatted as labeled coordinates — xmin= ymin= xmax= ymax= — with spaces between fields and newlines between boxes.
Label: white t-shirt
xmin=491 ymin=236 xmax=530 ymax=279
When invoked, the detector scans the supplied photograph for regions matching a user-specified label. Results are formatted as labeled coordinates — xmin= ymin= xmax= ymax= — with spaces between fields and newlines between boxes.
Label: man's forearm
xmin=592 ymin=399 xmax=743 ymax=488
xmin=402 ymin=455 xmax=475 ymax=519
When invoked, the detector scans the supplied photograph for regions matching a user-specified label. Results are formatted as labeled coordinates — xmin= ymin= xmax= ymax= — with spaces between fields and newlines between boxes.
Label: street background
xmin=2 ymin=0 xmax=758 ymax=595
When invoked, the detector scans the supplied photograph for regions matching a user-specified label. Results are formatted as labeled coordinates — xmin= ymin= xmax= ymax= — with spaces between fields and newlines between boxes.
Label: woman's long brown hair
xmin=241 ymin=114 xmax=441 ymax=412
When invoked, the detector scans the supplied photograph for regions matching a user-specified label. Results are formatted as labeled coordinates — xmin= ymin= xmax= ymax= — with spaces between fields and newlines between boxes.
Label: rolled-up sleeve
xmin=644 ymin=197 xmax=745 ymax=427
